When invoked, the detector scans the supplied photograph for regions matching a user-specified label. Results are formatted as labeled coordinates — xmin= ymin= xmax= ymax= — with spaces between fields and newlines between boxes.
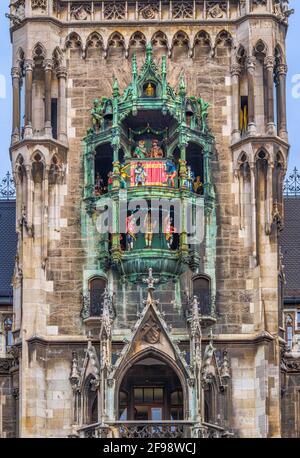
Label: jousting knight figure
xmin=134 ymin=162 xmax=147 ymax=186
xmin=165 ymin=160 xmax=177 ymax=187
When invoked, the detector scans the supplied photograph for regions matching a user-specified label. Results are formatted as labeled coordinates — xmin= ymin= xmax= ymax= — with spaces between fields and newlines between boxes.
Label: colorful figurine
xmin=120 ymin=163 xmax=130 ymax=189
xmin=186 ymin=166 xmax=195 ymax=191
xmin=126 ymin=215 xmax=136 ymax=251
xmin=163 ymin=215 xmax=176 ymax=249
xmin=144 ymin=212 xmax=157 ymax=248
xmin=193 ymin=175 xmax=203 ymax=194
xmin=107 ymin=171 xmax=113 ymax=191
xmin=145 ymin=82 xmax=155 ymax=97
xmin=95 ymin=172 xmax=104 ymax=196
xmin=133 ymin=140 xmax=147 ymax=159
xmin=134 ymin=162 xmax=147 ymax=186
xmin=165 ymin=160 xmax=177 ymax=187
xmin=150 ymin=139 xmax=163 ymax=158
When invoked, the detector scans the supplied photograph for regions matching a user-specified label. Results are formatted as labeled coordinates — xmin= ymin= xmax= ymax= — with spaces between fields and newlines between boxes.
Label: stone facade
xmin=1 ymin=0 xmax=297 ymax=438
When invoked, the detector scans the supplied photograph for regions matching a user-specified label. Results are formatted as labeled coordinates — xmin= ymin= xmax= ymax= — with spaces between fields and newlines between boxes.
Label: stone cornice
xmin=23 ymin=331 xmax=278 ymax=349
xmin=231 ymin=134 xmax=290 ymax=152
xmin=9 ymin=13 xmax=288 ymax=37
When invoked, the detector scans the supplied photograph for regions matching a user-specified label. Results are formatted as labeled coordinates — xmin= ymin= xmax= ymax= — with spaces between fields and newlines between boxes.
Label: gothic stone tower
xmin=5 ymin=0 xmax=293 ymax=438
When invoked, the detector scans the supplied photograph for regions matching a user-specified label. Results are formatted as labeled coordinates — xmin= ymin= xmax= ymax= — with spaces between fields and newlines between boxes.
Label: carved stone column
xmin=231 ymin=64 xmax=242 ymax=143
xmin=44 ymin=59 xmax=53 ymax=137
xmin=24 ymin=59 xmax=34 ymax=138
xmin=250 ymin=164 xmax=257 ymax=264
xmin=57 ymin=66 xmax=67 ymax=143
xmin=264 ymin=56 xmax=276 ymax=135
xmin=11 ymin=66 xmax=21 ymax=144
xmin=246 ymin=57 xmax=256 ymax=135
xmin=277 ymin=64 xmax=288 ymax=141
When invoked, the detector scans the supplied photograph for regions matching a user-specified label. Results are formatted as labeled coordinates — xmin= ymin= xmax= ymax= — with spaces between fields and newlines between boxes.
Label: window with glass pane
xmin=286 ymin=315 xmax=293 ymax=348
xmin=297 ymin=311 xmax=300 ymax=329
xmin=134 ymin=388 xmax=143 ymax=402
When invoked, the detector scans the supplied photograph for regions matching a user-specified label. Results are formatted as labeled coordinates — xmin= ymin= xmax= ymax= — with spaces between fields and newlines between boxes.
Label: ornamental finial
xmin=146 ymin=42 xmax=153 ymax=64
xmin=113 ymin=77 xmax=119 ymax=97
xmin=132 ymin=53 xmax=137 ymax=77
xmin=143 ymin=268 xmax=159 ymax=303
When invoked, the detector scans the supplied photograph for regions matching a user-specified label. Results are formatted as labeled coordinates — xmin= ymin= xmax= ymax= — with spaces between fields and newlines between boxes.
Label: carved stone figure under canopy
xmin=134 ymin=140 xmax=147 ymax=159
xmin=91 ymin=99 xmax=103 ymax=130
xmin=144 ymin=82 xmax=156 ymax=97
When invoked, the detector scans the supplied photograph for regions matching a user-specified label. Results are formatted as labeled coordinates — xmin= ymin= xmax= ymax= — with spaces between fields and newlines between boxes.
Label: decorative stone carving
xmin=7 ymin=0 xmax=25 ymax=25
xmin=172 ymin=1 xmax=194 ymax=19
xmin=104 ymin=1 xmax=126 ymax=20
xmin=31 ymin=0 xmax=47 ymax=9
xmin=207 ymin=2 xmax=227 ymax=18
xmin=274 ymin=1 xmax=294 ymax=25
xmin=139 ymin=1 xmax=159 ymax=19
xmin=70 ymin=3 xmax=92 ymax=21
xmin=141 ymin=316 xmax=161 ymax=344
xmin=252 ymin=0 xmax=267 ymax=5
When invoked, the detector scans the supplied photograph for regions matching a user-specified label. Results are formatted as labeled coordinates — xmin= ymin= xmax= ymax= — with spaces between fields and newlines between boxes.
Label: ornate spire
xmin=142 ymin=267 xmax=159 ymax=304
xmin=69 ymin=351 xmax=80 ymax=392
xmin=132 ymin=53 xmax=137 ymax=80
xmin=113 ymin=77 xmax=119 ymax=98
xmin=145 ymin=42 xmax=153 ymax=64
xmin=221 ymin=350 xmax=231 ymax=381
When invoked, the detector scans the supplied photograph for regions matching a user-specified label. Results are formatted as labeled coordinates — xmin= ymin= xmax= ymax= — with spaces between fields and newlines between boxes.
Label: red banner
xmin=130 ymin=161 xmax=168 ymax=187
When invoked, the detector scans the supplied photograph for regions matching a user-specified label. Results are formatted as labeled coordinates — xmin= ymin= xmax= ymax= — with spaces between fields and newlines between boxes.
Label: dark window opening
xmin=240 ymin=96 xmax=248 ymax=136
xmin=51 ymin=98 xmax=58 ymax=139
xmin=89 ymin=277 xmax=107 ymax=316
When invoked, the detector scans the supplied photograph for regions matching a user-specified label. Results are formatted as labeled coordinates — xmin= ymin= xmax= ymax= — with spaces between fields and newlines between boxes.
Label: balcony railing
xmin=78 ymin=420 xmax=231 ymax=438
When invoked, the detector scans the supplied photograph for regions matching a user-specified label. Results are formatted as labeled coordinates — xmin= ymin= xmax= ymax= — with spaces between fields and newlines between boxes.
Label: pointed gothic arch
xmin=114 ymin=347 xmax=189 ymax=421
xmin=171 ymin=31 xmax=190 ymax=61
xmin=106 ymin=32 xmax=126 ymax=60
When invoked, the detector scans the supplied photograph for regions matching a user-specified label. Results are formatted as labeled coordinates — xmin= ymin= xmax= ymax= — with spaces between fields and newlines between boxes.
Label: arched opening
xmin=84 ymin=375 xmax=98 ymax=424
xmin=95 ymin=143 xmax=114 ymax=195
xmin=89 ymin=276 xmax=107 ymax=317
xmin=192 ymin=274 xmax=211 ymax=315
xmin=186 ymin=143 xmax=204 ymax=194
xmin=204 ymin=382 xmax=216 ymax=424
xmin=118 ymin=356 xmax=184 ymax=421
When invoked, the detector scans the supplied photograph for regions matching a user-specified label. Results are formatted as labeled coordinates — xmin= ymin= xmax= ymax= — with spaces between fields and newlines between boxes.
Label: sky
xmin=0 ymin=0 xmax=299 ymax=177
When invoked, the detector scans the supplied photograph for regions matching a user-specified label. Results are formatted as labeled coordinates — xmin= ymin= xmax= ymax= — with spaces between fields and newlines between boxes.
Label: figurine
xmin=144 ymin=212 xmax=157 ymax=248
xmin=91 ymin=99 xmax=103 ymax=131
xmin=150 ymin=139 xmax=163 ymax=158
xmin=163 ymin=215 xmax=176 ymax=249
xmin=186 ymin=165 xmax=195 ymax=191
xmin=126 ymin=215 xmax=136 ymax=251
xmin=134 ymin=162 xmax=147 ymax=186
xmin=120 ymin=163 xmax=130 ymax=189
xmin=165 ymin=160 xmax=177 ymax=187
xmin=193 ymin=175 xmax=203 ymax=194
xmin=107 ymin=171 xmax=113 ymax=191
xmin=133 ymin=140 xmax=147 ymax=159
xmin=198 ymin=98 xmax=209 ymax=131
xmin=95 ymin=172 xmax=104 ymax=196
xmin=145 ymin=82 xmax=155 ymax=97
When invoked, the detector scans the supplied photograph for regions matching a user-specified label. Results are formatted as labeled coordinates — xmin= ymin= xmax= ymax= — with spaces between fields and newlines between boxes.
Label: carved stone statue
xmin=91 ymin=99 xmax=103 ymax=131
